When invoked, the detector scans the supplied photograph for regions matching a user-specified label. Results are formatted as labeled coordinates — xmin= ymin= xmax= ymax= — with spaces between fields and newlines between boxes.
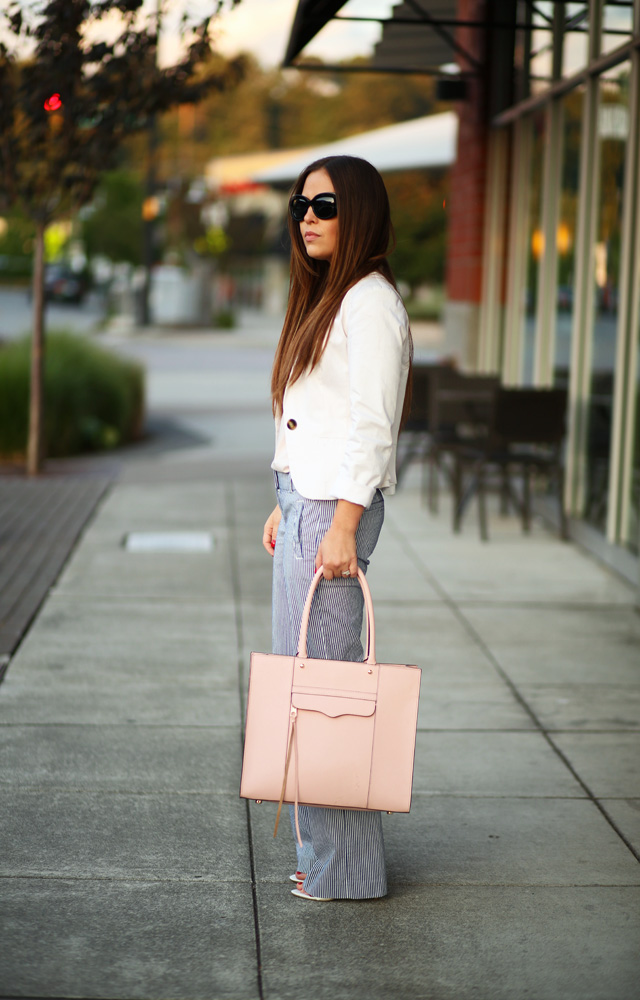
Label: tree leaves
xmin=0 ymin=0 xmax=245 ymax=223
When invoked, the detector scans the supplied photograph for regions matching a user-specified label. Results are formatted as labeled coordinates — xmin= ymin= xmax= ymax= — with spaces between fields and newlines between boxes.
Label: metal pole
xmin=141 ymin=118 xmax=158 ymax=326
xmin=140 ymin=0 xmax=161 ymax=327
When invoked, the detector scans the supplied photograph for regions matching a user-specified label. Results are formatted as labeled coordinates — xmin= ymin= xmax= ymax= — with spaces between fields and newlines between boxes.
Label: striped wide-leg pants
xmin=271 ymin=471 xmax=387 ymax=900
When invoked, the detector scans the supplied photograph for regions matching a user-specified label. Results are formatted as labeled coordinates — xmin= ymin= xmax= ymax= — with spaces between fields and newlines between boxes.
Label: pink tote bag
xmin=240 ymin=566 xmax=421 ymax=843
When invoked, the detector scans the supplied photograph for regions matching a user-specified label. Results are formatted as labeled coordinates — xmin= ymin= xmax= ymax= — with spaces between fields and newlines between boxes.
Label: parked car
xmin=43 ymin=263 xmax=90 ymax=304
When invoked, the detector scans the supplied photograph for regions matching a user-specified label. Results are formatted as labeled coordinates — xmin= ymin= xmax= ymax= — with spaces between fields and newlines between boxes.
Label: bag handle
xmin=296 ymin=566 xmax=376 ymax=665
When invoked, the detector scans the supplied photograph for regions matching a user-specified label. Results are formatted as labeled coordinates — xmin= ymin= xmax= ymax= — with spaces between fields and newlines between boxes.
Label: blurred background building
xmin=279 ymin=0 xmax=640 ymax=585
xmin=1 ymin=0 xmax=637 ymax=584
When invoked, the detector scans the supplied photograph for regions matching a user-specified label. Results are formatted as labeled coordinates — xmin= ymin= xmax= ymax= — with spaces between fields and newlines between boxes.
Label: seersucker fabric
xmin=271 ymin=471 xmax=387 ymax=900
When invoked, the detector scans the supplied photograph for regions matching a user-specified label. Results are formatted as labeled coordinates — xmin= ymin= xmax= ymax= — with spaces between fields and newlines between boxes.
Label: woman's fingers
xmin=262 ymin=524 xmax=275 ymax=556
xmin=316 ymin=547 xmax=334 ymax=579
xmin=316 ymin=532 xmax=357 ymax=579
xmin=316 ymin=543 xmax=332 ymax=579
xmin=262 ymin=506 xmax=281 ymax=556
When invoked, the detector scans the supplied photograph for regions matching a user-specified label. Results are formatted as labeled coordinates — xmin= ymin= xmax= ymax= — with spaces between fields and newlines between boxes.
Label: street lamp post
xmin=140 ymin=118 xmax=159 ymax=326
xmin=140 ymin=0 xmax=161 ymax=327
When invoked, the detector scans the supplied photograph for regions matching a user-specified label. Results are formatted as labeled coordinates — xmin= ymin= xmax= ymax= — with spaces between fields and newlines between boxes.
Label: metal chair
xmin=429 ymin=372 xmax=500 ymax=519
xmin=395 ymin=363 xmax=435 ymax=486
xmin=396 ymin=363 xmax=463 ymax=506
xmin=453 ymin=386 xmax=568 ymax=541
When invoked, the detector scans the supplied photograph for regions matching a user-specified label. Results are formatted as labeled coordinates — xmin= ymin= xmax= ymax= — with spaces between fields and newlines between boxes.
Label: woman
xmin=262 ymin=154 xmax=412 ymax=901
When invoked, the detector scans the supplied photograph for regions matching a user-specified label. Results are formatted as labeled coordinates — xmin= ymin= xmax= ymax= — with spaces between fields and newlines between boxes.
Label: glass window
xmin=584 ymin=61 xmax=631 ymax=532
xmin=553 ymin=88 xmax=585 ymax=388
xmin=562 ymin=3 xmax=590 ymax=76
xmin=529 ymin=1 xmax=555 ymax=92
xmin=523 ymin=111 xmax=546 ymax=384
xmin=601 ymin=1 xmax=634 ymax=57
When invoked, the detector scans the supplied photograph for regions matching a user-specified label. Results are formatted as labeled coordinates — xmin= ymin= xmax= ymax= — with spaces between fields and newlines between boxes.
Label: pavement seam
xmin=49 ymin=593 xmax=229 ymax=603
xmin=0 ymin=722 xmax=635 ymax=733
xmin=387 ymin=516 xmax=640 ymax=866
xmin=0 ymin=722 xmax=241 ymax=729
xmin=225 ymin=481 xmax=265 ymax=1000
xmin=0 ymin=874 xmax=255 ymax=882
xmin=2 ymin=875 xmax=638 ymax=887
xmin=451 ymin=600 xmax=638 ymax=610
xmin=0 ymin=788 xmax=255 ymax=795
xmin=0 ymin=788 xmax=596 ymax=798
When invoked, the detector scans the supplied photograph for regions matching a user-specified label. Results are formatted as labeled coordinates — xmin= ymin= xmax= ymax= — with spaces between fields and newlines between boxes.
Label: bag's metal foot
xmin=255 ymin=799 xmax=262 ymax=804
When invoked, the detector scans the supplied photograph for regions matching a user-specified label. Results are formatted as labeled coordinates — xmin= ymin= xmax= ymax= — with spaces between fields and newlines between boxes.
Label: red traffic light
xmin=44 ymin=93 xmax=62 ymax=112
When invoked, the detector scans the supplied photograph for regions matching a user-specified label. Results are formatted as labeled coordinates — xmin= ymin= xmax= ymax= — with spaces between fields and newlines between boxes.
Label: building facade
xmin=462 ymin=1 xmax=640 ymax=583
xmin=284 ymin=0 xmax=640 ymax=585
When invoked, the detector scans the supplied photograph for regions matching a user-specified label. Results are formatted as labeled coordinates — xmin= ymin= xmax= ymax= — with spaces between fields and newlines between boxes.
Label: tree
xmin=152 ymin=54 xmax=438 ymax=171
xmin=385 ymin=170 xmax=449 ymax=292
xmin=138 ymin=56 xmax=444 ymax=292
xmin=81 ymin=169 xmax=144 ymax=266
xmin=0 ymin=0 xmax=244 ymax=474
xmin=0 ymin=205 xmax=35 ymax=277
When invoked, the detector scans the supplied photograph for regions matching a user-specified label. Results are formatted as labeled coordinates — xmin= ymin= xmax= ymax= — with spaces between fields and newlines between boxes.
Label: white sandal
xmin=289 ymin=871 xmax=307 ymax=883
xmin=291 ymin=881 xmax=333 ymax=901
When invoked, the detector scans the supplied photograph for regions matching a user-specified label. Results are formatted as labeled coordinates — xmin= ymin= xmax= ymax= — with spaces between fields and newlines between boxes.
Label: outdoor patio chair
xmin=429 ymin=371 xmax=500 ymax=515
xmin=395 ymin=363 xmax=434 ymax=486
xmin=452 ymin=386 xmax=569 ymax=541
xmin=395 ymin=362 xmax=461 ymax=502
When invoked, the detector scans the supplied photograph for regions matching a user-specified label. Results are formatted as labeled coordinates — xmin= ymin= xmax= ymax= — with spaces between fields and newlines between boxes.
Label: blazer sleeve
xmin=329 ymin=280 xmax=409 ymax=508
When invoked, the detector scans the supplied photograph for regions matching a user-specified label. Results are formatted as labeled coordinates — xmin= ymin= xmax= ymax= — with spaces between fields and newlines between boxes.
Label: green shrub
xmin=406 ymin=301 xmax=442 ymax=322
xmin=405 ymin=288 xmax=444 ymax=323
xmin=212 ymin=307 xmax=236 ymax=329
xmin=0 ymin=330 xmax=145 ymax=459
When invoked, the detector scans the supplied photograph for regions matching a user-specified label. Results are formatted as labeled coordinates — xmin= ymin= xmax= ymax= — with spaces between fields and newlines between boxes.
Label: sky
xmin=160 ymin=0 xmax=391 ymax=68
xmin=0 ymin=0 xmax=390 ymax=69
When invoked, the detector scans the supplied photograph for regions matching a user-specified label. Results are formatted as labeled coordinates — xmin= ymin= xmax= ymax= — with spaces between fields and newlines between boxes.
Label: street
xmin=0 ymin=285 xmax=106 ymax=341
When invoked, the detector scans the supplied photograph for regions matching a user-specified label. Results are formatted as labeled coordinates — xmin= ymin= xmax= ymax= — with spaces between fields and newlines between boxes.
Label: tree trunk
xmin=27 ymin=221 xmax=46 ymax=476
xmin=141 ymin=114 xmax=158 ymax=326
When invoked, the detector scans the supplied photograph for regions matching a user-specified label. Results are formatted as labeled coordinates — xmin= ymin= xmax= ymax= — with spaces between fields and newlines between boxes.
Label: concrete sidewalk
xmin=1 ymin=321 xmax=639 ymax=999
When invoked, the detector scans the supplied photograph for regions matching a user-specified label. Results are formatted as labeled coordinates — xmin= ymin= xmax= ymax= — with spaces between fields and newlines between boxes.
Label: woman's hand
xmin=263 ymin=505 xmax=281 ymax=556
xmin=315 ymin=499 xmax=364 ymax=579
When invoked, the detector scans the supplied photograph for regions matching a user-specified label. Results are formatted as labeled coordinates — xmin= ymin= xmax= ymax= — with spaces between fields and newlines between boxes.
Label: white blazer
xmin=272 ymin=271 xmax=411 ymax=508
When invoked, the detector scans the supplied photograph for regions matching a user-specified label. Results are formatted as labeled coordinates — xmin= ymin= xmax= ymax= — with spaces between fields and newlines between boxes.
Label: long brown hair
xmin=271 ymin=155 xmax=412 ymax=423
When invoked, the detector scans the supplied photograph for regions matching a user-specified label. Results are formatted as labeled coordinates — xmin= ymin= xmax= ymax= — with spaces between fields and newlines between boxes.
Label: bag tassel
xmin=273 ymin=707 xmax=302 ymax=847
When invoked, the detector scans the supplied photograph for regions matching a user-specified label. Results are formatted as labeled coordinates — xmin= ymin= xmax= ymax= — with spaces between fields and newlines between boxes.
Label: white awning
xmin=205 ymin=147 xmax=315 ymax=191
xmin=252 ymin=111 xmax=457 ymax=184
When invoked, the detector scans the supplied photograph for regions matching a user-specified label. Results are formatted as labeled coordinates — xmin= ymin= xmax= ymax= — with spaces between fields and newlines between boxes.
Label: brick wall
xmin=445 ymin=0 xmax=489 ymax=305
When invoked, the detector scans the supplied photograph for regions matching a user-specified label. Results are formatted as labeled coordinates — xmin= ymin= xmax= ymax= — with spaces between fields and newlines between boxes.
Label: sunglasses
xmin=289 ymin=192 xmax=337 ymax=222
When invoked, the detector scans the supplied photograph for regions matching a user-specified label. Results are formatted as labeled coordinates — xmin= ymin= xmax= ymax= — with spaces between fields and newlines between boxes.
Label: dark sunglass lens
xmin=290 ymin=196 xmax=308 ymax=221
xmin=313 ymin=196 xmax=336 ymax=219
